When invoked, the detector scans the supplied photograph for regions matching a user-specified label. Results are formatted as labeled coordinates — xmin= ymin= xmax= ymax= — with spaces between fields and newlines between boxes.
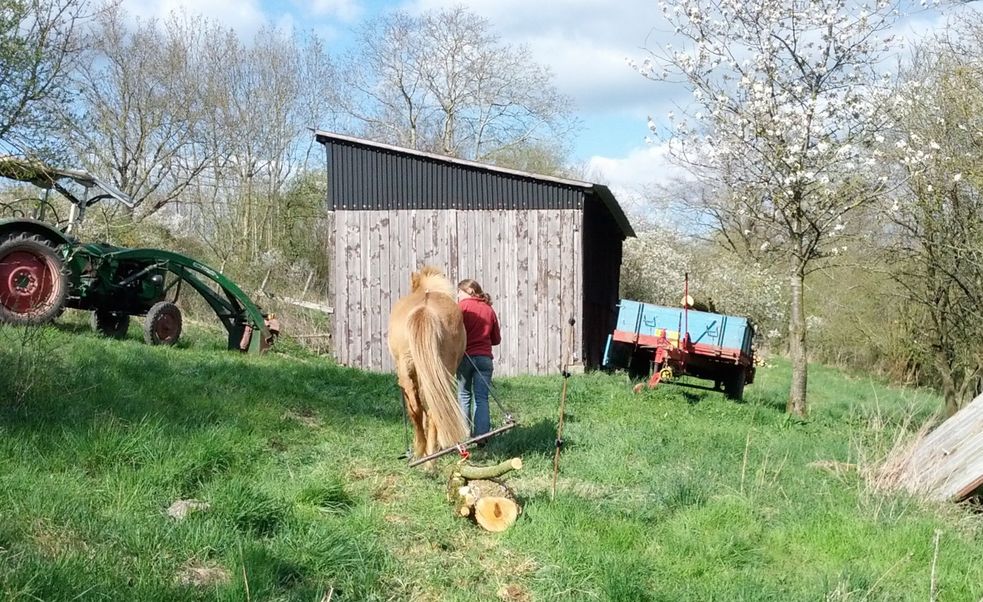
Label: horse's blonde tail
xmin=406 ymin=303 xmax=468 ymax=448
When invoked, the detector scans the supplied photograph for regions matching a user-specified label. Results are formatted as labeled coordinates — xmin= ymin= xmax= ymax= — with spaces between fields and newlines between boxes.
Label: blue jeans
xmin=458 ymin=354 xmax=493 ymax=437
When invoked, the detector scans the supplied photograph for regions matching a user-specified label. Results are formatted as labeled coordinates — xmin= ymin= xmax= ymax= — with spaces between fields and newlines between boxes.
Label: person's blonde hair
xmin=458 ymin=279 xmax=492 ymax=305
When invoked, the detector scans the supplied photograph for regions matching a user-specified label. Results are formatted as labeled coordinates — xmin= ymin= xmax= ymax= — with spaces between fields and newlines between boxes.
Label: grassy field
xmin=1 ymin=315 xmax=981 ymax=601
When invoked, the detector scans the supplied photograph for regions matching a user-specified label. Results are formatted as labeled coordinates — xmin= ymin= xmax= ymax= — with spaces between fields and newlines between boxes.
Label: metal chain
xmin=398 ymin=387 xmax=412 ymax=459
xmin=463 ymin=352 xmax=515 ymax=421
xmin=398 ymin=354 xmax=515 ymax=463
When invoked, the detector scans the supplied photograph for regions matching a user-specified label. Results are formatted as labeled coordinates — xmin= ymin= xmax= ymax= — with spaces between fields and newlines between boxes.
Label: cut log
xmin=447 ymin=457 xmax=522 ymax=502
xmin=457 ymin=479 xmax=520 ymax=532
xmin=474 ymin=495 xmax=520 ymax=532
xmin=457 ymin=457 xmax=522 ymax=480
xmin=447 ymin=457 xmax=522 ymax=531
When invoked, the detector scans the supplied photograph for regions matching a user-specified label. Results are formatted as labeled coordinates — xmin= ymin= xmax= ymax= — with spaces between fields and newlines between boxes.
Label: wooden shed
xmin=314 ymin=131 xmax=635 ymax=376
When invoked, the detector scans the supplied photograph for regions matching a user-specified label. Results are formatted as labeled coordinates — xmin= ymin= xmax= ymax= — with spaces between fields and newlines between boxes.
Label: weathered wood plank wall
xmin=897 ymin=392 xmax=983 ymax=502
xmin=331 ymin=209 xmax=583 ymax=376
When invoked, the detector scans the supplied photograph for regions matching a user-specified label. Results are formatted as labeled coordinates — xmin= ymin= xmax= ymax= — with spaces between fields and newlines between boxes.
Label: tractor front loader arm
xmin=104 ymin=249 xmax=273 ymax=354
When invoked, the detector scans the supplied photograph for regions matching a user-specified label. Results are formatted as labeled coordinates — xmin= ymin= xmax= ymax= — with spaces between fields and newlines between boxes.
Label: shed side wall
xmin=331 ymin=209 xmax=583 ymax=376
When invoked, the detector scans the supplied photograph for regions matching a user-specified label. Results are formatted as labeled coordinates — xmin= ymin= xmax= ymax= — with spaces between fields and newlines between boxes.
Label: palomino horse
xmin=388 ymin=266 xmax=469 ymax=462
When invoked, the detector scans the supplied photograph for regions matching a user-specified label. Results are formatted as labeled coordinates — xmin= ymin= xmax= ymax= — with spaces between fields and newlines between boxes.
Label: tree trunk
xmin=447 ymin=458 xmax=522 ymax=532
xmin=787 ymin=255 xmax=808 ymax=417
xmin=943 ymin=387 xmax=959 ymax=419
xmin=935 ymin=351 xmax=960 ymax=418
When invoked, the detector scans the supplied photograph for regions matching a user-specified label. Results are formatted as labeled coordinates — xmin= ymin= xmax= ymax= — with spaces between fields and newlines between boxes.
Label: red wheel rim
xmin=0 ymin=249 xmax=57 ymax=315
xmin=153 ymin=310 xmax=179 ymax=342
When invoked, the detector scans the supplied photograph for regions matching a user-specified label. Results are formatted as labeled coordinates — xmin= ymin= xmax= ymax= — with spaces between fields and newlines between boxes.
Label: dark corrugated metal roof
xmin=590 ymin=184 xmax=636 ymax=239
xmin=315 ymin=131 xmax=635 ymax=238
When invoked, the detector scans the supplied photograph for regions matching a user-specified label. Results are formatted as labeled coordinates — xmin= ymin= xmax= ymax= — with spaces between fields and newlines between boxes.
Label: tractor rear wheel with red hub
xmin=91 ymin=310 xmax=130 ymax=339
xmin=0 ymin=234 xmax=68 ymax=325
xmin=144 ymin=301 xmax=182 ymax=346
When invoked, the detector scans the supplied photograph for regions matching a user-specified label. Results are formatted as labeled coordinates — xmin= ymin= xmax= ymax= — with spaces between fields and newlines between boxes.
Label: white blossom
xmin=628 ymin=0 xmax=914 ymax=372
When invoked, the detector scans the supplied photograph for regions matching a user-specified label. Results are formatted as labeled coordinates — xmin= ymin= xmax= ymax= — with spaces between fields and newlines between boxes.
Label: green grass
xmin=0 ymin=314 xmax=981 ymax=601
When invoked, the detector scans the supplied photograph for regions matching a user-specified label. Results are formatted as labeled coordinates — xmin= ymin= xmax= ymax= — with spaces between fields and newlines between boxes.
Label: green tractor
xmin=0 ymin=158 xmax=277 ymax=352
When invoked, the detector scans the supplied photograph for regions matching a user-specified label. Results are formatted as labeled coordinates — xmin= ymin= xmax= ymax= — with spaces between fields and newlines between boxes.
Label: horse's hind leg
xmin=409 ymin=418 xmax=438 ymax=472
xmin=397 ymin=368 xmax=427 ymax=461
xmin=426 ymin=417 xmax=439 ymax=457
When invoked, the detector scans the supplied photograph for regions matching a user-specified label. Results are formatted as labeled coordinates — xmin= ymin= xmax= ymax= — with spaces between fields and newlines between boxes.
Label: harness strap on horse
xmin=398 ymin=388 xmax=412 ymax=460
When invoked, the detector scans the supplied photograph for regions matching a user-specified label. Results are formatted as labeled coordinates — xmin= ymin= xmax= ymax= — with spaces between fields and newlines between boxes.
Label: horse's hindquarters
xmin=388 ymin=274 xmax=469 ymax=458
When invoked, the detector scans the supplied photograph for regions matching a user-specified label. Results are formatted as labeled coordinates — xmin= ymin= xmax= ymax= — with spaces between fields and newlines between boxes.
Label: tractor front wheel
xmin=0 ymin=234 xmax=68 ymax=325
xmin=144 ymin=301 xmax=182 ymax=346
xmin=91 ymin=310 xmax=130 ymax=339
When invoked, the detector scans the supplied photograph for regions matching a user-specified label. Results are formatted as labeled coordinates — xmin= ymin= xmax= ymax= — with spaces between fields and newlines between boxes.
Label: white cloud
xmin=395 ymin=0 xmax=715 ymax=167
xmin=587 ymin=141 xmax=692 ymax=192
xmin=586 ymin=141 xmax=701 ymax=230
xmin=304 ymin=0 xmax=362 ymax=22
xmin=121 ymin=0 xmax=361 ymax=39
xmin=521 ymin=33 xmax=657 ymax=116
xmin=401 ymin=0 xmax=669 ymax=116
xmin=121 ymin=0 xmax=267 ymax=33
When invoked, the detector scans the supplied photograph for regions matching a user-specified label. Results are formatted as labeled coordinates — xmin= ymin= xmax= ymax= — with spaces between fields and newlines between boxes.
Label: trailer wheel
xmin=0 ymin=233 xmax=68 ymax=325
xmin=144 ymin=301 xmax=182 ymax=346
xmin=724 ymin=368 xmax=747 ymax=401
xmin=91 ymin=310 xmax=130 ymax=339
xmin=628 ymin=351 xmax=651 ymax=380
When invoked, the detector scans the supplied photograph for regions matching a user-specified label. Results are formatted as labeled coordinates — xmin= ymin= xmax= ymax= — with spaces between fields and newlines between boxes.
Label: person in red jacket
xmin=456 ymin=279 xmax=501 ymax=437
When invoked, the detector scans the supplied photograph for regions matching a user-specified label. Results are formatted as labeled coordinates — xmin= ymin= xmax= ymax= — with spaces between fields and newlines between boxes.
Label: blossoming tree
xmin=621 ymin=227 xmax=788 ymax=340
xmin=889 ymin=31 xmax=983 ymax=416
xmin=633 ymin=0 xmax=905 ymax=416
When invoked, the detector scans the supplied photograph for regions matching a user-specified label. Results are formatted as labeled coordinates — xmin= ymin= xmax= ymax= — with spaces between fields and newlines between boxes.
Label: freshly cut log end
xmin=474 ymin=497 xmax=519 ymax=532
xmin=447 ymin=460 xmax=523 ymax=531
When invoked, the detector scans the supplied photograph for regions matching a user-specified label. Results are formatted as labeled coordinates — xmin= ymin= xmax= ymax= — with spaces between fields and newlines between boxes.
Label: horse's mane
xmin=410 ymin=266 xmax=455 ymax=297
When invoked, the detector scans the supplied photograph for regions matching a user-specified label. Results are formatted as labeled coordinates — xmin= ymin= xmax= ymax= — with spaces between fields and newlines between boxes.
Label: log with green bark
xmin=447 ymin=457 xmax=522 ymax=532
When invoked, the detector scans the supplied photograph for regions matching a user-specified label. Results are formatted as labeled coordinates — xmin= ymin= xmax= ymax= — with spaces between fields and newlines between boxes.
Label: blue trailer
xmin=603 ymin=297 xmax=755 ymax=399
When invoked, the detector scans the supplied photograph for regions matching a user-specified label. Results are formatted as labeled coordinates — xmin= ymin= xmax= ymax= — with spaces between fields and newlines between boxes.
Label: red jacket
xmin=459 ymin=297 xmax=501 ymax=358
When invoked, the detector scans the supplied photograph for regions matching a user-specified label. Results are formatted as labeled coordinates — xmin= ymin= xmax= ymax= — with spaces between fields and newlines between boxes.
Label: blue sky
xmin=119 ymin=0 xmax=960 ymax=205
xmin=119 ymin=0 xmax=677 ymax=194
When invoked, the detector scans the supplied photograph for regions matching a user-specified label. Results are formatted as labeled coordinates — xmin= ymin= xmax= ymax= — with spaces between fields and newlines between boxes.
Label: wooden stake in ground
xmin=551 ymin=317 xmax=576 ymax=501
xmin=447 ymin=457 xmax=522 ymax=532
